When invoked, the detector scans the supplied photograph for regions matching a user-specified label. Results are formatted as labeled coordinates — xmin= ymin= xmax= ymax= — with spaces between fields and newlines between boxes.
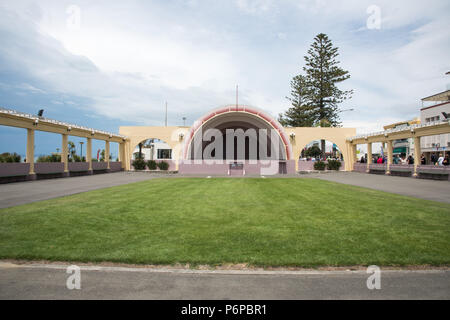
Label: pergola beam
xmin=0 ymin=109 xmax=128 ymax=144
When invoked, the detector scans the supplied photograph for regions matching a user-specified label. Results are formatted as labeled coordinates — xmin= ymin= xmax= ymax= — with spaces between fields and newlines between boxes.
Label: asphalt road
xmin=0 ymin=263 xmax=448 ymax=300
xmin=306 ymin=171 xmax=450 ymax=203
xmin=0 ymin=171 xmax=158 ymax=208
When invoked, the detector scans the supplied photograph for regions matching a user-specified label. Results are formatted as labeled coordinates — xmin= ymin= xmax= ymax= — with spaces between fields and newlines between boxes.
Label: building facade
xmin=383 ymin=119 xmax=420 ymax=157
xmin=132 ymin=140 xmax=173 ymax=161
xmin=120 ymin=105 xmax=357 ymax=175
xmin=420 ymin=92 xmax=450 ymax=161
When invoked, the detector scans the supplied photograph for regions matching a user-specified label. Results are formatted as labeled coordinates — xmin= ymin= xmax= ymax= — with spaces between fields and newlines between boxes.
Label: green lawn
xmin=0 ymin=178 xmax=449 ymax=267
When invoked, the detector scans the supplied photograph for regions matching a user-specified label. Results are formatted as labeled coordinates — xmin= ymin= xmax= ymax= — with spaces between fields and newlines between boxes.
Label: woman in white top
xmin=437 ymin=154 xmax=444 ymax=166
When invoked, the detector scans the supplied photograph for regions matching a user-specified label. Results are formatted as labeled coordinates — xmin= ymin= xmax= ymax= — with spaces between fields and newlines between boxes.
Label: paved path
xmin=306 ymin=172 xmax=450 ymax=203
xmin=0 ymin=172 xmax=159 ymax=209
xmin=0 ymin=263 xmax=448 ymax=299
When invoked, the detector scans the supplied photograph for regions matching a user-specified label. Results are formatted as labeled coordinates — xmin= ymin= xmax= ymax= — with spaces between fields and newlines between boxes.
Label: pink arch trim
xmin=183 ymin=105 xmax=292 ymax=160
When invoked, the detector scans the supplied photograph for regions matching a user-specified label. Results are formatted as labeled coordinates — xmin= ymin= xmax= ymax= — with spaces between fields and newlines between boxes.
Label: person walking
xmin=443 ymin=155 xmax=449 ymax=166
xmin=400 ymin=156 xmax=407 ymax=165
xmin=431 ymin=154 xmax=437 ymax=165
xmin=393 ymin=155 xmax=399 ymax=164
xmin=438 ymin=153 xmax=444 ymax=166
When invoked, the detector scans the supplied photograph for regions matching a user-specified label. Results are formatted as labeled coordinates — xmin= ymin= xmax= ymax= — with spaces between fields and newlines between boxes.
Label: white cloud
xmin=235 ymin=0 xmax=274 ymax=14
xmin=16 ymin=83 xmax=46 ymax=94
xmin=0 ymin=0 xmax=449 ymax=133
xmin=277 ymin=32 xmax=287 ymax=40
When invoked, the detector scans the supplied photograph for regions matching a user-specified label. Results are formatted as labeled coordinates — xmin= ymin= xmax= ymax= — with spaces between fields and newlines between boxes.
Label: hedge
xmin=132 ymin=159 xmax=147 ymax=170
xmin=313 ymin=161 xmax=326 ymax=171
xmin=327 ymin=160 xmax=342 ymax=171
xmin=147 ymin=160 xmax=157 ymax=170
xmin=157 ymin=161 xmax=169 ymax=171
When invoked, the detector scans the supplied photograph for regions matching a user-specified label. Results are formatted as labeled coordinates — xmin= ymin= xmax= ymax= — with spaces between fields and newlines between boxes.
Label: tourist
xmin=377 ymin=156 xmax=383 ymax=164
xmin=360 ymin=156 xmax=365 ymax=163
xmin=431 ymin=154 xmax=437 ymax=165
xmin=443 ymin=155 xmax=449 ymax=166
xmin=407 ymin=155 xmax=414 ymax=165
xmin=393 ymin=155 xmax=399 ymax=164
xmin=421 ymin=154 xmax=426 ymax=165
xmin=437 ymin=153 xmax=444 ymax=166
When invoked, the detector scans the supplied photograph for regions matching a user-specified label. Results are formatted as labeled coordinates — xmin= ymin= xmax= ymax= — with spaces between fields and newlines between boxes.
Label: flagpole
xmin=236 ymin=85 xmax=238 ymax=109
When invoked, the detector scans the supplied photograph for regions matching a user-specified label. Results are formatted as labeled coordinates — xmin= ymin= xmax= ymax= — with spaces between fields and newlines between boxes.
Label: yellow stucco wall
xmin=119 ymin=126 xmax=189 ymax=170
xmin=120 ymin=125 xmax=357 ymax=171
xmin=286 ymin=127 xmax=357 ymax=171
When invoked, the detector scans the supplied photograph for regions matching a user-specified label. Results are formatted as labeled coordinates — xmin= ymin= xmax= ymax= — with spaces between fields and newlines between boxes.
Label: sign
xmin=393 ymin=147 xmax=406 ymax=153
xmin=230 ymin=162 xmax=243 ymax=170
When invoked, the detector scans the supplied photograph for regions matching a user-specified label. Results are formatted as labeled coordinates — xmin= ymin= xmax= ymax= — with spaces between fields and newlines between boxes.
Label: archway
xmin=286 ymin=127 xmax=355 ymax=171
xmin=131 ymin=138 xmax=176 ymax=171
xmin=180 ymin=105 xmax=295 ymax=175
xmin=298 ymin=139 xmax=345 ymax=171
xmin=183 ymin=105 xmax=292 ymax=161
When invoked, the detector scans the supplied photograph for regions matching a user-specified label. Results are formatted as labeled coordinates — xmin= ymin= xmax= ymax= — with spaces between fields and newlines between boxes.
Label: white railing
xmin=347 ymin=119 xmax=450 ymax=142
xmin=0 ymin=107 xmax=126 ymax=139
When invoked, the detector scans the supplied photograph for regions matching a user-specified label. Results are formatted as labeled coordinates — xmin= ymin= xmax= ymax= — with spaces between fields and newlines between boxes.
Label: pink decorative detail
xmin=182 ymin=105 xmax=292 ymax=160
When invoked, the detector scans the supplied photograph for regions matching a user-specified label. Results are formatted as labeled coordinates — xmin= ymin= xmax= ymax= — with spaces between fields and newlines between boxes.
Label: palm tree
xmin=138 ymin=142 xmax=144 ymax=160
xmin=68 ymin=141 xmax=76 ymax=162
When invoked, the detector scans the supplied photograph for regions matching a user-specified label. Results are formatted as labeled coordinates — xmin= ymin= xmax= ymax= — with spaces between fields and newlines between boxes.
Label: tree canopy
xmin=279 ymin=33 xmax=353 ymax=128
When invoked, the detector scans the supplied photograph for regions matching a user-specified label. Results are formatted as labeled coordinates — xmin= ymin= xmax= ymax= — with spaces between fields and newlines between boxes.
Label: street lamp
xmin=79 ymin=141 xmax=84 ymax=159
xmin=182 ymin=117 xmax=187 ymax=126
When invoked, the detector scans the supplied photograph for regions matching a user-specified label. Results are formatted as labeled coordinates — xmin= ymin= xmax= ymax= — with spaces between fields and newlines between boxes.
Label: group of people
xmin=360 ymin=153 xmax=449 ymax=166
xmin=429 ymin=153 xmax=450 ymax=166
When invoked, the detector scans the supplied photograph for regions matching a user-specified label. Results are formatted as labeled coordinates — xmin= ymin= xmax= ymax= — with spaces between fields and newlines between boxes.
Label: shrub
xmin=132 ymin=159 xmax=147 ymax=170
xmin=36 ymin=154 xmax=61 ymax=163
xmin=313 ymin=161 xmax=326 ymax=171
xmin=147 ymin=160 xmax=157 ymax=170
xmin=0 ymin=152 xmax=21 ymax=163
xmin=72 ymin=155 xmax=86 ymax=162
xmin=157 ymin=161 xmax=169 ymax=171
xmin=327 ymin=160 xmax=342 ymax=171
xmin=304 ymin=145 xmax=322 ymax=158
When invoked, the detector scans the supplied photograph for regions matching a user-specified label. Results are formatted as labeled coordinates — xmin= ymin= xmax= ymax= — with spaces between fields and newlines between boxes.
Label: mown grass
xmin=0 ymin=178 xmax=449 ymax=267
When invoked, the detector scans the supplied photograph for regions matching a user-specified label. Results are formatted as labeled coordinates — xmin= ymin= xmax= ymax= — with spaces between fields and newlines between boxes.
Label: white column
xmin=26 ymin=129 xmax=35 ymax=175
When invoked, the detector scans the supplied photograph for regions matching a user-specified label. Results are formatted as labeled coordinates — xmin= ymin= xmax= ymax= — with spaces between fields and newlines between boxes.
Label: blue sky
xmin=0 ymin=0 xmax=449 ymax=158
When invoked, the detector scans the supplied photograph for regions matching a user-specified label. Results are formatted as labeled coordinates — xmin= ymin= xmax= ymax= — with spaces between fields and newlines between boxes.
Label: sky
xmin=0 ymin=0 xmax=449 ymax=158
